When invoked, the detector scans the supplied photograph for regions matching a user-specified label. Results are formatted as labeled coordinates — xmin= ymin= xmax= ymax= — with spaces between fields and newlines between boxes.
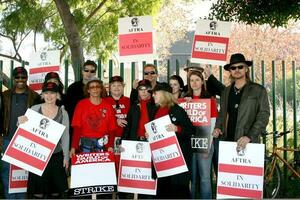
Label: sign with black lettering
xmin=118 ymin=140 xmax=157 ymax=195
xmin=191 ymin=19 xmax=231 ymax=65
xmin=118 ymin=16 xmax=154 ymax=61
xmin=69 ymin=185 xmax=116 ymax=197
xmin=217 ymin=141 xmax=264 ymax=199
xmin=29 ymin=50 xmax=60 ymax=92
xmin=145 ymin=115 xmax=188 ymax=178
xmin=2 ymin=108 xmax=65 ymax=176
xmin=70 ymin=152 xmax=117 ymax=196
xmin=8 ymin=165 xmax=28 ymax=193
xmin=178 ymin=98 xmax=213 ymax=153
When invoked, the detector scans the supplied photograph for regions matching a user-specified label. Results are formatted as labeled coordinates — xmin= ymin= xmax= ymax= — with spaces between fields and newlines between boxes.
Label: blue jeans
xmin=191 ymin=143 xmax=214 ymax=199
xmin=1 ymin=139 xmax=26 ymax=199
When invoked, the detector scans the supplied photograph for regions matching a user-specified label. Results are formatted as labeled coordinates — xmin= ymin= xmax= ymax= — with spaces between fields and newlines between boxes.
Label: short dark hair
xmin=83 ymin=60 xmax=97 ymax=70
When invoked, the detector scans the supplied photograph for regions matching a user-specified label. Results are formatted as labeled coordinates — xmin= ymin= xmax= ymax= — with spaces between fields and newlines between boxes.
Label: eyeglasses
xmin=229 ymin=65 xmax=245 ymax=71
xmin=14 ymin=76 xmax=27 ymax=80
xmin=83 ymin=69 xmax=96 ymax=73
xmin=144 ymin=71 xmax=156 ymax=76
xmin=89 ymin=85 xmax=101 ymax=89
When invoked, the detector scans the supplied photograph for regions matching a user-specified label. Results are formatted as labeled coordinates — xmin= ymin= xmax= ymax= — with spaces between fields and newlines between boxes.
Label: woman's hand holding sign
xmin=17 ymin=115 xmax=28 ymax=126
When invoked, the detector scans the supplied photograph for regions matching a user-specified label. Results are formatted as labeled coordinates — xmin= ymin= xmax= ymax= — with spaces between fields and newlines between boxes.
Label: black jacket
xmin=1 ymin=86 xmax=40 ymax=137
xmin=64 ymin=80 xmax=85 ymax=122
xmin=122 ymin=99 xmax=155 ymax=141
xmin=149 ymin=104 xmax=195 ymax=186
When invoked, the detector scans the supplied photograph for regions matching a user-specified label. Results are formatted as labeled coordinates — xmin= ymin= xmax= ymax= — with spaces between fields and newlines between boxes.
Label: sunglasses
xmin=138 ymin=87 xmax=150 ymax=91
xmin=14 ymin=76 xmax=27 ymax=80
xmin=83 ymin=69 xmax=96 ymax=73
xmin=144 ymin=71 xmax=156 ymax=76
xmin=229 ymin=65 xmax=245 ymax=71
xmin=89 ymin=85 xmax=101 ymax=89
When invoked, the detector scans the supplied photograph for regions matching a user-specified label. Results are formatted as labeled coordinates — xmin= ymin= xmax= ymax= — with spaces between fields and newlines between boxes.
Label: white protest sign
xmin=118 ymin=16 xmax=154 ymax=61
xmin=118 ymin=140 xmax=157 ymax=195
xmin=145 ymin=115 xmax=188 ymax=178
xmin=2 ymin=108 xmax=65 ymax=176
xmin=29 ymin=50 xmax=60 ymax=92
xmin=191 ymin=19 xmax=231 ymax=65
xmin=217 ymin=141 xmax=264 ymax=199
xmin=69 ymin=152 xmax=117 ymax=197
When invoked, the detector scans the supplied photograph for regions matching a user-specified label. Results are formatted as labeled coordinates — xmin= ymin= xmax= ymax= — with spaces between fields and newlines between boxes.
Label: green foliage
xmin=0 ymin=0 xmax=161 ymax=61
xmin=275 ymin=70 xmax=300 ymax=105
xmin=210 ymin=0 xmax=300 ymax=27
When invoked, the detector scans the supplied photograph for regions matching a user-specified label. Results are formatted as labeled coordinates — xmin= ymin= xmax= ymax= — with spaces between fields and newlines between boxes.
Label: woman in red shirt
xmin=70 ymin=77 xmax=117 ymax=157
xmin=185 ymin=70 xmax=218 ymax=199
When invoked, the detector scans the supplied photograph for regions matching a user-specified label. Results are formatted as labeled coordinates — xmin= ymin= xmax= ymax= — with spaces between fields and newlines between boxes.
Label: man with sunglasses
xmin=130 ymin=63 xmax=159 ymax=104
xmin=1 ymin=67 xmax=40 ymax=199
xmin=65 ymin=60 xmax=98 ymax=124
xmin=213 ymin=53 xmax=270 ymax=151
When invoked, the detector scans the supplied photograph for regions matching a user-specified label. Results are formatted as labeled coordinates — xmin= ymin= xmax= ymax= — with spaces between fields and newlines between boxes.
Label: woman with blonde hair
xmin=150 ymin=82 xmax=194 ymax=199
xmin=18 ymin=82 xmax=69 ymax=198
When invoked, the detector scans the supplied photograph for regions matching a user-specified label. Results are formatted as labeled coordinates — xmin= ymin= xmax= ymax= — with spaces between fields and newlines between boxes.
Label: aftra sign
xmin=191 ymin=19 xmax=231 ymax=66
xmin=2 ymin=109 xmax=65 ymax=176
xmin=217 ymin=141 xmax=264 ymax=199
xmin=29 ymin=50 xmax=60 ymax=92
xmin=118 ymin=16 xmax=154 ymax=61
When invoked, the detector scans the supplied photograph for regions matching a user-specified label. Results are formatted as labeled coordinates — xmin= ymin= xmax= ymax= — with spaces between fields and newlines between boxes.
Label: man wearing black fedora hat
xmin=213 ymin=53 xmax=270 ymax=150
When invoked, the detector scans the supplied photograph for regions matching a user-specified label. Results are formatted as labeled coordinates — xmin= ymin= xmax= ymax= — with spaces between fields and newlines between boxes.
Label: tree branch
xmin=85 ymin=0 xmax=109 ymax=23
xmin=0 ymin=53 xmax=29 ymax=64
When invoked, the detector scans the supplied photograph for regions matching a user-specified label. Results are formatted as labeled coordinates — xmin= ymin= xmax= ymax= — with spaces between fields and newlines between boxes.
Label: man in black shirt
xmin=213 ymin=53 xmax=270 ymax=150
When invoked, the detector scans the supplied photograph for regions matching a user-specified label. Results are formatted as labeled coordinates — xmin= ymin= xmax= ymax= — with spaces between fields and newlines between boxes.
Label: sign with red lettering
xmin=9 ymin=165 xmax=28 ymax=193
xmin=2 ymin=109 xmax=65 ymax=176
xmin=145 ymin=115 xmax=188 ymax=178
xmin=118 ymin=140 xmax=157 ymax=195
xmin=118 ymin=16 xmax=153 ymax=61
xmin=217 ymin=141 xmax=264 ymax=199
xmin=178 ymin=98 xmax=212 ymax=153
xmin=29 ymin=50 xmax=60 ymax=92
xmin=70 ymin=152 xmax=117 ymax=197
xmin=191 ymin=19 xmax=231 ymax=65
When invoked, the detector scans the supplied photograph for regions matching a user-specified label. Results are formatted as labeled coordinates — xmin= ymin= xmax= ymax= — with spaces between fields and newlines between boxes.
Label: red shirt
xmin=105 ymin=96 xmax=131 ymax=137
xmin=71 ymin=98 xmax=118 ymax=149
xmin=137 ymin=99 xmax=151 ymax=137
xmin=192 ymin=95 xmax=218 ymax=118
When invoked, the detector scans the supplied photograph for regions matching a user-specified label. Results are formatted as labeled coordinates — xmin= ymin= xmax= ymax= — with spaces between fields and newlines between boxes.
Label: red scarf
xmin=137 ymin=99 xmax=151 ymax=137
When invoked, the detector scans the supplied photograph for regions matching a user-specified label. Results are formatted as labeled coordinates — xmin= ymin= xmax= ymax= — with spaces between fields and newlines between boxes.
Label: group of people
xmin=0 ymin=53 xmax=270 ymax=199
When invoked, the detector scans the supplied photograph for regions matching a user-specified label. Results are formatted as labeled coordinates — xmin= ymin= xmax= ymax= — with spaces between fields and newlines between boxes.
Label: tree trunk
xmin=54 ymin=0 xmax=84 ymax=81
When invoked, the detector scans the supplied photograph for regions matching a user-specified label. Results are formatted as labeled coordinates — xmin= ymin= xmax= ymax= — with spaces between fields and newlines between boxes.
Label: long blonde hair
xmin=156 ymin=90 xmax=175 ymax=108
xmin=229 ymin=66 xmax=251 ymax=83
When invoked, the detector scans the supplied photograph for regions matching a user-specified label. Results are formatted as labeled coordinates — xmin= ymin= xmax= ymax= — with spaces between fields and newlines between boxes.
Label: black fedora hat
xmin=224 ymin=53 xmax=253 ymax=71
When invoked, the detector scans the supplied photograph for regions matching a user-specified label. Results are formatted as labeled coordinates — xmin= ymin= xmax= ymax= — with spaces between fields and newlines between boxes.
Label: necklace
xmin=234 ymin=86 xmax=241 ymax=95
